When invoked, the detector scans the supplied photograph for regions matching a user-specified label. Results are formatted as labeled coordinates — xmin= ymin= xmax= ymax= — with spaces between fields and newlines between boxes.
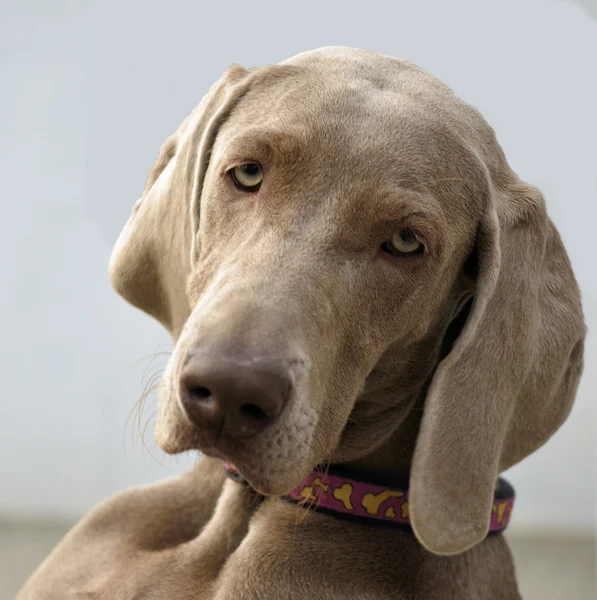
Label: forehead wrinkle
xmin=374 ymin=188 xmax=444 ymax=221
xmin=216 ymin=126 xmax=308 ymax=168
xmin=343 ymin=187 xmax=446 ymax=243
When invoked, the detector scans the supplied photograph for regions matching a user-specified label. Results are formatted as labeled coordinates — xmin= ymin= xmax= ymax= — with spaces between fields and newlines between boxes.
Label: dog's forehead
xmin=228 ymin=51 xmax=483 ymax=174
xmin=242 ymin=58 xmax=448 ymax=143
xmin=217 ymin=53 xmax=489 ymax=222
xmin=274 ymin=47 xmax=462 ymax=130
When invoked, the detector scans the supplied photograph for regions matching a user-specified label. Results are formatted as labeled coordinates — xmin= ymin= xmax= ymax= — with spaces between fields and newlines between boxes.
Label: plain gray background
xmin=0 ymin=0 xmax=595 ymax=538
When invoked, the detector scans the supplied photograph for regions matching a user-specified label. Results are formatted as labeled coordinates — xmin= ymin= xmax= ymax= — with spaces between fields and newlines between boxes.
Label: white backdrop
xmin=1 ymin=0 xmax=595 ymax=536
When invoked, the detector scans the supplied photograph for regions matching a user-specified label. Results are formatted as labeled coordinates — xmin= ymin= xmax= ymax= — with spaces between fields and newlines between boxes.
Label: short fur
xmin=18 ymin=47 xmax=585 ymax=599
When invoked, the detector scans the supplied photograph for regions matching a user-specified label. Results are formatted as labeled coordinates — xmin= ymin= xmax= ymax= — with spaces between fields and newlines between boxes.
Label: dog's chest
xmin=205 ymin=502 xmax=521 ymax=600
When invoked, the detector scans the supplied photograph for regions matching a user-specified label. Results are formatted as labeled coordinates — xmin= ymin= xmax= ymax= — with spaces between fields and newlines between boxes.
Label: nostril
xmin=179 ymin=352 xmax=293 ymax=438
xmin=188 ymin=386 xmax=212 ymax=401
xmin=239 ymin=402 xmax=270 ymax=422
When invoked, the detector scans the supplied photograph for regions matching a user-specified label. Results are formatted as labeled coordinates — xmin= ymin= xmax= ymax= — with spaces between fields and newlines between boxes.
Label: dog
xmin=18 ymin=46 xmax=585 ymax=599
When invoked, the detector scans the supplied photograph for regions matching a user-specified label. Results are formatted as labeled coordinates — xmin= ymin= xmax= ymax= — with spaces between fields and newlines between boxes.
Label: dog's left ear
xmin=109 ymin=64 xmax=250 ymax=338
xmin=409 ymin=178 xmax=585 ymax=555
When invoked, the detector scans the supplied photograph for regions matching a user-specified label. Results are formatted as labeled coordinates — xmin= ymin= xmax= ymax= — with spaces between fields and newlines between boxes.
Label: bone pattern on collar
xmin=224 ymin=464 xmax=515 ymax=534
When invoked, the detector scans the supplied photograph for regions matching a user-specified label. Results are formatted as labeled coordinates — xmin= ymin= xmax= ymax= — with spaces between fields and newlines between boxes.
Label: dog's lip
xmin=196 ymin=440 xmax=251 ymax=470
xmin=198 ymin=442 xmax=306 ymax=495
xmin=202 ymin=441 xmax=254 ymax=471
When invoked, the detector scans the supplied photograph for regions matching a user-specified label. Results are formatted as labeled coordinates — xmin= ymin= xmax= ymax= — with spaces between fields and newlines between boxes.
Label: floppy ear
xmin=410 ymin=179 xmax=585 ymax=555
xmin=109 ymin=65 xmax=250 ymax=338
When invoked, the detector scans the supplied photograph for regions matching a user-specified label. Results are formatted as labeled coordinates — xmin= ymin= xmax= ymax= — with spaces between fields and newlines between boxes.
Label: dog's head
xmin=110 ymin=47 xmax=585 ymax=555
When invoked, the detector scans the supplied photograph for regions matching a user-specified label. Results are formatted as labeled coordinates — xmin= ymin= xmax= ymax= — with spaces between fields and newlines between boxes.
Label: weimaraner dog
xmin=18 ymin=47 xmax=585 ymax=599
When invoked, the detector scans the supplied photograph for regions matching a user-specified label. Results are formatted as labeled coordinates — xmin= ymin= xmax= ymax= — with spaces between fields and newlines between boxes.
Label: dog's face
xmin=161 ymin=64 xmax=480 ymax=493
xmin=110 ymin=48 xmax=584 ymax=554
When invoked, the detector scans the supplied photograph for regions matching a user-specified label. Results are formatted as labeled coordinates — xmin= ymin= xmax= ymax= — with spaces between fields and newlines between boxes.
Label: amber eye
xmin=230 ymin=163 xmax=263 ymax=191
xmin=381 ymin=230 xmax=424 ymax=257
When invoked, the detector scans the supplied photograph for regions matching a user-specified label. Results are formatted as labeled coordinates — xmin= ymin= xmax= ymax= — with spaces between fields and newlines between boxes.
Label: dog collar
xmin=224 ymin=463 xmax=515 ymax=533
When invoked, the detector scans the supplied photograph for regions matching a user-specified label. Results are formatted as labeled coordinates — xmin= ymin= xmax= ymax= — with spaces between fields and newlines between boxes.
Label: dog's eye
xmin=381 ymin=230 xmax=424 ymax=257
xmin=230 ymin=163 xmax=263 ymax=192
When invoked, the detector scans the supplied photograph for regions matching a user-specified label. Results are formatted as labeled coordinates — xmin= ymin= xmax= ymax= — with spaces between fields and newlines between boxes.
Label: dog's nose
xmin=179 ymin=351 xmax=292 ymax=440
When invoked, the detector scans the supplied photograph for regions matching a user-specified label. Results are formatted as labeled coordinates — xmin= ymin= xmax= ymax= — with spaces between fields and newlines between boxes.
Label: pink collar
xmin=224 ymin=464 xmax=515 ymax=534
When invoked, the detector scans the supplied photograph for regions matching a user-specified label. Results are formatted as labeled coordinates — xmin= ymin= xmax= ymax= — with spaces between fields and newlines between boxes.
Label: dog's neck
xmin=339 ymin=402 xmax=424 ymax=476
xmin=335 ymin=294 xmax=472 ymax=477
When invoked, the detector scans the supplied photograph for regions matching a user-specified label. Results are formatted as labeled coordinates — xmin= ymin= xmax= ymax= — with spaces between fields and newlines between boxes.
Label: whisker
xmin=122 ymin=349 xmax=171 ymax=457
xmin=347 ymin=415 xmax=363 ymax=427
xmin=266 ymin=90 xmax=287 ymax=130
xmin=124 ymin=378 xmax=161 ymax=454
xmin=103 ymin=347 xmax=171 ymax=417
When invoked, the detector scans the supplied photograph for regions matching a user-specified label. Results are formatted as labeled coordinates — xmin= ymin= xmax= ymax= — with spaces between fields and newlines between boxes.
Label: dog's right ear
xmin=409 ymin=178 xmax=585 ymax=555
xmin=109 ymin=65 xmax=250 ymax=338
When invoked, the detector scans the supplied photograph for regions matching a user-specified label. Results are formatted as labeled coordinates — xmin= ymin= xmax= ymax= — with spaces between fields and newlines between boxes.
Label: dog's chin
xmin=201 ymin=442 xmax=313 ymax=496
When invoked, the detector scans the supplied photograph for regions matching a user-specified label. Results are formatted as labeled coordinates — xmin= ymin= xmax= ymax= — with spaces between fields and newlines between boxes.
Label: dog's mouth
xmin=183 ymin=398 xmax=320 ymax=496
xmin=201 ymin=440 xmax=311 ymax=496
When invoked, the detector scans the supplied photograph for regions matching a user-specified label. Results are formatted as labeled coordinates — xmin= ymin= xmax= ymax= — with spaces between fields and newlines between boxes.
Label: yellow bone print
xmin=299 ymin=477 xmax=330 ymax=502
xmin=332 ymin=483 xmax=354 ymax=510
xmin=384 ymin=502 xmax=408 ymax=520
xmin=492 ymin=501 xmax=510 ymax=525
xmin=401 ymin=501 xmax=409 ymax=519
xmin=361 ymin=489 xmax=404 ymax=516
